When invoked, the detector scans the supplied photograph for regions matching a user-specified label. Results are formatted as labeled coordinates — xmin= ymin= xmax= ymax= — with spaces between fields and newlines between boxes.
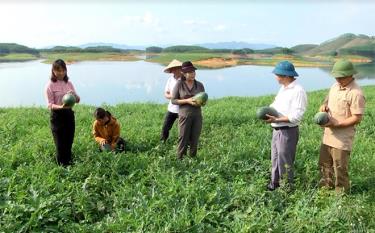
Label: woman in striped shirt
xmin=45 ymin=59 xmax=80 ymax=166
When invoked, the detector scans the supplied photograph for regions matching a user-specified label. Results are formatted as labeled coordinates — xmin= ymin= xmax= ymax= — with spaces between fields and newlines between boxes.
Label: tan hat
xmin=164 ymin=59 xmax=182 ymax=73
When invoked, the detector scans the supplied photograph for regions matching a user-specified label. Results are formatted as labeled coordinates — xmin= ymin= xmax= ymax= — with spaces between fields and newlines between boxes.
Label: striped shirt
xmin=45 ymin=80 xmax=79 ymax=109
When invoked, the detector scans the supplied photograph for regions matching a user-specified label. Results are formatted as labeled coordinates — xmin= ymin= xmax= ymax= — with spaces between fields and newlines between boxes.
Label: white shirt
xmin=270 ymin=80 xmax=307 ymax=127
xmin=165 ymin=76 xmax=180 ymax=113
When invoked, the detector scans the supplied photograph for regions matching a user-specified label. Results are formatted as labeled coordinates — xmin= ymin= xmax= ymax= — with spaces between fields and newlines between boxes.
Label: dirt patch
xmin=347 ymin=58 xmax=372 ymax=63
xmin=195 ymin=58 xmax=238 ymax=68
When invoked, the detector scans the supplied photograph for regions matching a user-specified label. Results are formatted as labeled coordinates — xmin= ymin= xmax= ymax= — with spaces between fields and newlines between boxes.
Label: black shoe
xmin=267 ymin=183 xmax=279 ymax=191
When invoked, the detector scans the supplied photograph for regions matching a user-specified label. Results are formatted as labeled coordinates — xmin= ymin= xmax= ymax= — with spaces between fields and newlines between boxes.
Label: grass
xmin=0 ymin=86 xmax=375 ymax=232
xmin=0 ymin=53 xmax=39 ymax=62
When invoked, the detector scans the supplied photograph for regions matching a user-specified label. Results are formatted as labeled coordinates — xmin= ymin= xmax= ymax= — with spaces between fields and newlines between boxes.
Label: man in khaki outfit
xmin=318 ymin=59 xmax=365 ymax=193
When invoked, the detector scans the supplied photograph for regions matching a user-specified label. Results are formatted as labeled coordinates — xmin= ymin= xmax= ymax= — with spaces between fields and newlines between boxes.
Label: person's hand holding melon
xmin=192 ymin=92 xmax=208 ymax=107
xmin=62 ymin=93 xmax=76 ymax=108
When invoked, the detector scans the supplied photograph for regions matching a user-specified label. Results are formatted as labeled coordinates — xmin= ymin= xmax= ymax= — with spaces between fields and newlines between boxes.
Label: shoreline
xmin=1 ymin=84 xmax=374 ymax=109
xmin=1 ymin=52 xmax=373 ymax=69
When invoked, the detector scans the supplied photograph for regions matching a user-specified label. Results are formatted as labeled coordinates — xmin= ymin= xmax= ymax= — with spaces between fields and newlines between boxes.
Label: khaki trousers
xmin=319 ymin=144 xmax=351 ymax=192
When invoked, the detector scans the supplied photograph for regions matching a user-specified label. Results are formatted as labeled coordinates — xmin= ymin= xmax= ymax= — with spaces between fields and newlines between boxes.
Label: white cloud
xmin=1 ymin=2 xmax=375 ymax=47
xmin=121 ymin=11 xmax=159 ymax=27
xmin=183 ymin=19 xmax=228 ymax=33
xmin=141 ymin=11 xmax=159 ymax=26
xmin=183 ymin=19 xmax=209 ymax=26
xmin=213 ymin=24 xmax=227 ymax=32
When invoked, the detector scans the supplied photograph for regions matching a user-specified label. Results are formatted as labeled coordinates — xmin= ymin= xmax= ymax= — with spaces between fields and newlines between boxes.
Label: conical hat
xmin=164 ymin=59 xmax=182 ymax=73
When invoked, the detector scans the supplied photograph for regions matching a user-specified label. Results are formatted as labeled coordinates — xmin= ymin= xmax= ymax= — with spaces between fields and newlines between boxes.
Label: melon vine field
xmin=1 ymin=87 xmax=374 ymax=232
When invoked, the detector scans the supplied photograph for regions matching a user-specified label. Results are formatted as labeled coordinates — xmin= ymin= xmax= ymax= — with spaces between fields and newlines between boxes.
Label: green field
xmin=1 ymin=87 xmax=374 ymax=232
xmin=0 ymin=53 xmax=39 ymax=62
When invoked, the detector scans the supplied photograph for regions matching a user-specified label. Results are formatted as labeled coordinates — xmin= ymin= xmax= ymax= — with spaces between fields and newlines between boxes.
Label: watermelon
xmin=256 ymin=106 xmax=279 ymax=120
xmin=193 ymin=92 xmax=208 ymax=106
xmin=101 ymin=144 xmax=112 ymax=152
xmin=62 ymin=93 xmax=76 ymax=107
xmin=314 ymin=112 xmax=329 ymax=125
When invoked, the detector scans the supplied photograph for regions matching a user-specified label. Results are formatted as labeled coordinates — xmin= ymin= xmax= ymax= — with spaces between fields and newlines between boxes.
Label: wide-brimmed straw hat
xmin=164 ymin=59 xmax=182 ymax=73
xmin=181 ymin=61 xmax=197 ymax=73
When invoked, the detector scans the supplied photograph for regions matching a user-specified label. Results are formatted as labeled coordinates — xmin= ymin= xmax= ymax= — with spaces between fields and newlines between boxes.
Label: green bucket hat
xmin=331 ymin=59 xmax=357 ymax=78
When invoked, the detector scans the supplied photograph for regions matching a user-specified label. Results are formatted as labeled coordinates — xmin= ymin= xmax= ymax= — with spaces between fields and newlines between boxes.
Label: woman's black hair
xmin=50 ymin=59 xmax=69 ymax=82
xmin=94 ymin=107 xmax=111 ymax=119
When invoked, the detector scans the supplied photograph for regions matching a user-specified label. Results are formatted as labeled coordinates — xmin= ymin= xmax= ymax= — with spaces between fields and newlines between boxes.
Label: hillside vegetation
xmin=0 ymin=43 xmax=40 ymax=62
xmin=1 ymin=33 xmax=374 ymax=66
xmin=0 ymin=43 xmax=39 ymax=55
xmin=301 ymin=33 xmax=375 ymax=57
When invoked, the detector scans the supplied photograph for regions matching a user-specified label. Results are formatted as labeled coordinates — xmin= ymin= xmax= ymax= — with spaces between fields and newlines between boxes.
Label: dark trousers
xmin=269 ymin=127 xmax=299 ymax=189
xmin=115 ymin=137 xmax=126 ymax=153
xmin=160 ymin=111 xmax=178 ymax=142
xmin=50 ymin=109 xmax=75 ymax=166
xmin=177 ymin=114 xmax=202 ymax=159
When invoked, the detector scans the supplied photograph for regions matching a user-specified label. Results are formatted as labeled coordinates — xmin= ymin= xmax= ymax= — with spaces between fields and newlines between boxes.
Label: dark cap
xmin=181 ymin=61 xmax=197 ymax=73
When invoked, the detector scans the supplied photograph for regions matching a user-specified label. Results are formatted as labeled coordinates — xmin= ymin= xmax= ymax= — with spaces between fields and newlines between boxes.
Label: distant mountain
xmin=300 ymin=33 xmax=375 ymax=56
xmin=79 ymin=43 xmax=146 ymax=50
xmin=163 ymin=45 xmax=209 ymax=53
xmin=196 ymin=41 xmax=276 ymax=50
xmin=78 ymin=42 xmax=277 ymax=51
xmin=4 ymin=33 xmax=374 ymax=58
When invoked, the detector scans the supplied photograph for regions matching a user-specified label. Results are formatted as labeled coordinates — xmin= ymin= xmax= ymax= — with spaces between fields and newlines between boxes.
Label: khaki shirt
xmin=323 ymin=80 xmax=365 ymax=151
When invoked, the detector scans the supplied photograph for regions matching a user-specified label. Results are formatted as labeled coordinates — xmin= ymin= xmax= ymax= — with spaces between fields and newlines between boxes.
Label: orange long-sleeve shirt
xmin=92 ymin=116 xmax=121 ymax=149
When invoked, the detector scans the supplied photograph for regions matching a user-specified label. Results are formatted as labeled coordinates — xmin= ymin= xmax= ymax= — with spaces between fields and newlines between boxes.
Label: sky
xmin=1 ymin=0 xmax=375 ymax=48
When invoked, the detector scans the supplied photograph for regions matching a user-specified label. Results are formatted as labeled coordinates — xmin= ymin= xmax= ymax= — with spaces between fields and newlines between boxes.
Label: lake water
xmin=0 ymin=60 xmax=374 ymax=107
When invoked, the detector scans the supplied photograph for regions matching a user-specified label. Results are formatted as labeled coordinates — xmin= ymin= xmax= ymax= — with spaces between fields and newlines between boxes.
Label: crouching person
xmin=93 ymin=107 xmax=126 ymax=153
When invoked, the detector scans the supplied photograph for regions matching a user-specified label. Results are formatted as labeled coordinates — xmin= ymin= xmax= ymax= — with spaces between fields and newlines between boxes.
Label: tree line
xmin=0 ymin=44 xmax=138 ymax=55
xmin=1 ymin=42 xmax=374 ymax=57
xmin=145 ymin=45 xmax=297 ymax=55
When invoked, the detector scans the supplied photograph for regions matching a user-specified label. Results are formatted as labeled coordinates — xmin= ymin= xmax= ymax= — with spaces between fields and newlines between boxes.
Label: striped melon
xmin=62 ymin=93 xmax=76 ymax=107
xmin=256 ymin=106 xmax=279 ymax=120
xmin=101 ymin=144 xmax=112 ymax=152
xmin=192 ymin=92 xmax=208 ymax=106
xmin=314 ymin=112 xmax=329 ymax=125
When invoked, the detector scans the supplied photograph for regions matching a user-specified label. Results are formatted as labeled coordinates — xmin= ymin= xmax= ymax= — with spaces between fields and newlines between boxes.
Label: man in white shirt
xmin=160 ymin=59 xmax=182 ymax=142
xmin=264 ymin=61 xmax=307 ymax=191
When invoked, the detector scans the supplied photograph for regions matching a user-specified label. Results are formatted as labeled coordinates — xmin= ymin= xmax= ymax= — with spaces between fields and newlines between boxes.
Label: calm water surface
xmin=0 ymin=60 xmax=374 ymax=107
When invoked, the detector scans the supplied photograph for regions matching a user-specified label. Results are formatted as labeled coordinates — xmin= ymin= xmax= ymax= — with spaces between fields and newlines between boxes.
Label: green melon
xmin=314 ymin=112 xmax=329 ymax=125
xmin=256 ymin=106 xmax=279 ymax=120
xmin=62 ymin=93 xmax=76 ymax=107
xmin=193 ymin=92 xmax=208 ymax=106
xmin=101 ymin=144 xmax=112 ymax=152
